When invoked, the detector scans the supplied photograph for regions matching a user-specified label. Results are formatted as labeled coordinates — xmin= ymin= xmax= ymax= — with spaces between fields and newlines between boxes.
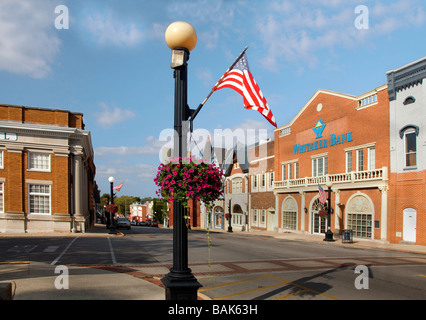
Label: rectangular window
xmin=260 ymin=209 xmax=266 ymax=226
xmin=295 ymin=162 xmax=299 ymax=179
xmin=368 ymin=147 xmax=375 ymax=170
xmin=28 ymin=152 xmax=51 ymax=171
xmin=282 ymin=211 xmax=297 ymax=230
xmin=282 ymin=164 xmax=286 ymax=180
xmin=357 ymin=149 xmax=364 ymax=171
xmin=261 ymin=174 xmax=266 ymax=187
xmin=348 ymin=213 xmax=372 ymax=239
xmin=0 ymin=182 xmax=4 ymax=213
xmin=346 ymin=151 xmax=353 ymax=173
xmin=232 ymin=178 xmax=243 ymax=194
xmin=0 ymin=151 xmax=4 ymax=169
xmin=313 ymin=156 xmax=328 ymax=177
xmin=269 ymin=172 xmax=274 ymax=187
xmin=29 ymin=184 xmax=51 ymax=215
xmin=405 ymin=131 xmax=417 ymax=167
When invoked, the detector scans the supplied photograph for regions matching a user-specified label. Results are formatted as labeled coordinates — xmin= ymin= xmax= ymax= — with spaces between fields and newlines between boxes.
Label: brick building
xmin=387 ymin=57 xmax=426 ymax=245
xmin=274 ymin=85 xmax=390 ymax=241
xmin=223 ymin=143 xmax=250 ymax=232
xmin=0 ymin=104 xmax=96 ymax=233
xmin=249 ymin=140 xmax=275 ymax=231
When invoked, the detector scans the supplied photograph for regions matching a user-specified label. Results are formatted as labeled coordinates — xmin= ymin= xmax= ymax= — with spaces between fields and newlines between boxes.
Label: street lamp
xmin=161 ymin=21 xmax=201 ymax=300
xmin=108 ymin=176 xmax=116 ymax=234
xmin=324 ymin=180 xmax=335 ymax=242
xmin=228 ymin=197 xmax=233 ymax=232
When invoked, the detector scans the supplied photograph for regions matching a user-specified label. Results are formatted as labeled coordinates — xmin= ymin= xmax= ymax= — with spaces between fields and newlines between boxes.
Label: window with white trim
xmin=368 ymin=147 xmax=375 ymax=170
xmin=357 ymin=149 xmax=364 ymax=171
xmin=29 ymin=184 xmax=51 ymax=215
xmin=404 ymin=130 xmax=417 ymax=167
xmin=232 ymin=178 xmax=243 ymax=194
xmin=269 ymin=172 xmax=274 ymax=187
xmin=0 ymin=182 xmax=4 ymax=213
xmin=0 ymin=150 xmax=4 ymax=169
xmin=252 ymin=209 xmax=258 ymax=226
xmin=346 ymin=151 xmax=353 ymax=173
xmin=28 ymin=152 xmax=51 ymax=171
xmin=260 ymin=209 xmax=266 ymax=227
xmin=312 ymin=156 xmax=328 ymax=177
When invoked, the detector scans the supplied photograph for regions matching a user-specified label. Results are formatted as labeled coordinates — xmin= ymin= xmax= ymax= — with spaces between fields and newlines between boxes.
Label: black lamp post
xmin=161 ymin=21 xmax=201 ymax=300
xmin=228 ymin=198 xmax=233 ymax=232
xmin=323 ymin=181 xmax=335 ymax=242
xmin=108 ymin=176 xmax=116 ymax=235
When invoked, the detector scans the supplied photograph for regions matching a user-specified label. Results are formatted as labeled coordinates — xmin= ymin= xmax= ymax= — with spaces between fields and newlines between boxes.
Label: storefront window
xmin=346 ymin=194 xmax=373 ymax=239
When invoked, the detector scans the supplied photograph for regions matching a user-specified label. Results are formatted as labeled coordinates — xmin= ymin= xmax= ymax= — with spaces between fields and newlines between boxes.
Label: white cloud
xmin=94 ymin=102 xmax=136 ymax=128
xmin=0 ymin=0 xmax=61 ymax=78
xmin=85 ymin=10 xmax=144 ymax=46
xmin=257 ymin=0 xmax=425 ymax=71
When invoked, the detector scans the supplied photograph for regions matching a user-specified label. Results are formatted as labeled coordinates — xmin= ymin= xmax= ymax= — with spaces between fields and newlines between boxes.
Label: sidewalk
xmin=209 ymin=227 xmax=426 ymax=255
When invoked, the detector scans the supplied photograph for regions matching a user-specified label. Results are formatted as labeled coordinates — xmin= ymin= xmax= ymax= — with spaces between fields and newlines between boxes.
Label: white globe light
xmin=165 ymin=21 xmax=197 ymax=51
xmin=108 ymin=176 xmax=115 ymax=183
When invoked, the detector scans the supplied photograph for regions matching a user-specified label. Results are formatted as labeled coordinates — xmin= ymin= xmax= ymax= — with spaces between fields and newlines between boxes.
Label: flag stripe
xmin=214 ymin=53 xmax=277 ymax=127
xmin=318 ymin=185 xmax=327 ymax=204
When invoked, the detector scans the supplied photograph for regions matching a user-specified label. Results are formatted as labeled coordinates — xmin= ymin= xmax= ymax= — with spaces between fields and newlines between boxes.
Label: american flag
xmin=214 ymin=53 xmax=277 ymax=127
xmin=113 ymin=183 xmax=123 ymax=192
xmin=318 ymin=184 xmax=327 ymax=204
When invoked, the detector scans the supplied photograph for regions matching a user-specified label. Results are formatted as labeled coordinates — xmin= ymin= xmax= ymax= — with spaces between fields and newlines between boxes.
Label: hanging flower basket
xmin=154 ymin=156 xmax=224 ymax=208
xmin=105 ymin=204 xmax=118 ymax=214
xmin=318 ymin=209 xmax=327 ymax=219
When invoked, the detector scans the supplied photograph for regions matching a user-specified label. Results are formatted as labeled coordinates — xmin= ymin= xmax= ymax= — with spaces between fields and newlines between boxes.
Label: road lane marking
xmin=7 ymin=245 xmax=38 ymax=253
xmin=418 ymin=274 xmax=426 ymax=278
xmin=107 ymin=237 xmax=117 ymax=264
xmin=43 ymin=246 xmax=59 ymax=253
xmin=51 ymin=237 xmax=79 ymax=265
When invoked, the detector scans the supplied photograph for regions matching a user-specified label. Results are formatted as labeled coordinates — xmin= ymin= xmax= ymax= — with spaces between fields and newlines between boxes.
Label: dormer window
xmin=403 ymin=96 xmax=416 ymax=105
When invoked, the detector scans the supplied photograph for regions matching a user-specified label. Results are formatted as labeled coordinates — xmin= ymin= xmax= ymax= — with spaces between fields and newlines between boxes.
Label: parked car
xmin=116 ymin=217 xmax=131 ymax=229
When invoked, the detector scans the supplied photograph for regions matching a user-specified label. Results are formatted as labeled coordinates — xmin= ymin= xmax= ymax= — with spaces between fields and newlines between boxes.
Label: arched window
xmin=232 ymin=204 xmax=243 ymax=225
xmin=282 ymin=197 xmax=297 ymax=230
xmin=403 ymin=96 xmax=416 ymax=105
xmin=311 ymin=197 xmax=328 ymax=234
xmin=346 ymin=194 xmax=374 ymax=239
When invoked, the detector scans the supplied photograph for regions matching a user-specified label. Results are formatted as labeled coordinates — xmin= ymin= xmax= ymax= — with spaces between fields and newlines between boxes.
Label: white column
xmin=299 ymin=191 xmax=305 ymax=231
xmin=334 ymin=189 xmax=341 ymax=235
xmin=379 ymin=186 xmax=389 ymax=241
xmin=74 ymin=154 xmax=82 ymax=216
xmin=274 ymin=192 xmax=279 ymax=232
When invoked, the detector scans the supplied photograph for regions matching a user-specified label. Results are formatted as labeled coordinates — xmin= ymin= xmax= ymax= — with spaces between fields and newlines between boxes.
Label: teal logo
xmin=312 ymin=119 xmax=326 ymax=139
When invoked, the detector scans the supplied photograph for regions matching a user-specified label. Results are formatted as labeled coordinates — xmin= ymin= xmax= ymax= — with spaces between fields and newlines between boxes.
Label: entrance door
xmin=403 ymin=208 xmax=417 ymax=242
xmin=311 ymin=198 xmax=327 ymax=234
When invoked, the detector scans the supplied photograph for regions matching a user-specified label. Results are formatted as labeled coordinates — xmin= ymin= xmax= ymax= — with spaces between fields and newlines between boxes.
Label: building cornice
xmin=387 ymin=56 xmax=426 ymax=101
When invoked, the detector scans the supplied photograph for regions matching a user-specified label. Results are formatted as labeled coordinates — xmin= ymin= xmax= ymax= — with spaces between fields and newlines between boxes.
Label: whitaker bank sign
xmin=292 ymin=119 xmax=353 ymax=155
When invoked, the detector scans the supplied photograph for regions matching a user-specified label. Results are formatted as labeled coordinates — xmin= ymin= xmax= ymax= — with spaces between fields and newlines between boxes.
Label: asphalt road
xmin=1 ymin=225 xmax=426 ymax=300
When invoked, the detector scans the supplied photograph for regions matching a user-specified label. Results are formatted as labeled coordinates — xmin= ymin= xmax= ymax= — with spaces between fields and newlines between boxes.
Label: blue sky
xmin=0 ymin=0 xmax=425 ymax=197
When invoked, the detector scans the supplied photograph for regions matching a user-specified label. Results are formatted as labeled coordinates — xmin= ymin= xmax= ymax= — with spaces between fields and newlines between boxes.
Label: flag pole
xmin=189 ymin=46 xmax=248 ymax=123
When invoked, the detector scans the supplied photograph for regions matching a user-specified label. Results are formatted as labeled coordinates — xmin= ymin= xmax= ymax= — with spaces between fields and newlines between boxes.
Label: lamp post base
xmin=323 ymin=230 xmax=335 ymax=242
xmin=161 ymin=270 xmax=202 ymax=300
